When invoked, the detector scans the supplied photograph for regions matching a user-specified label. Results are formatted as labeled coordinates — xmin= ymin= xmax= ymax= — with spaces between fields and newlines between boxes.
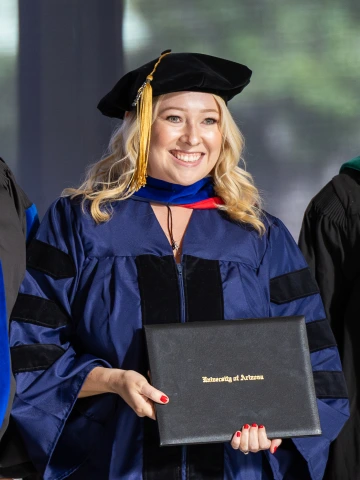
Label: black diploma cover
xmin=144 ymin=316 xmax=321 ymax=446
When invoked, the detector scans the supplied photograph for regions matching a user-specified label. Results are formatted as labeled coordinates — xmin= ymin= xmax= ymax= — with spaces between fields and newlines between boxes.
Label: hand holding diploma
xmin=79 ymin=367 xmax=169 ymax=420
xmin=231 ymin=424 xmax=282 ymax=454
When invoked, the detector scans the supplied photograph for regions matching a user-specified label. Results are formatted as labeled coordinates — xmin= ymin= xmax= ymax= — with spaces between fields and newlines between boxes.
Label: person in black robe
xmin=299 ymin=155 xmax=360 ymax=480
xmin=0 ymin=158 xmax=39 ymax=479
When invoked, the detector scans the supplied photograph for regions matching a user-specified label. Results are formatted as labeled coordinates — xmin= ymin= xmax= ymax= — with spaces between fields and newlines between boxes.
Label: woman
xmin=9 ymin=51 xmax=348 ymax=479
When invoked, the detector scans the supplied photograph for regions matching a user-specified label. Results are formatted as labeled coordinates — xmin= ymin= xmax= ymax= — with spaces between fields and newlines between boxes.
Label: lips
xmin=170 ymin=150 xmax=204 ymax=163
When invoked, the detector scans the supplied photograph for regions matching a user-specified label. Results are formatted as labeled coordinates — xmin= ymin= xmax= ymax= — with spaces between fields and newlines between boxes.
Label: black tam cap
xmin=97 ymin=51 xmax=252 ymax=120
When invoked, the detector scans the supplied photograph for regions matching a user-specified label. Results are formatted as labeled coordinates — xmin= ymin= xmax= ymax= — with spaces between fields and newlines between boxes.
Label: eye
xmin=203 ymin=117 xmax=218 ymax=125
xmin=166 ymin=115 xmax=181 ymax=123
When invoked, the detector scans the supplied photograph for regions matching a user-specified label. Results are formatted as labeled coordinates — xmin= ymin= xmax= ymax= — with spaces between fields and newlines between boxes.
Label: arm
xmin=79 ymin=366 xmax=169 ymax=420
xmin=10 ymin=197 xmax=168 ymax=479
xmin=261 ymin=217 xmax=349 ymax=480
xmin=298 ymin=192 xmax=360 ymax=353
xmin=9 ymin=198 xmax=114 ymax=479
xmin=298 ymin=197 xmax=347 ymax=332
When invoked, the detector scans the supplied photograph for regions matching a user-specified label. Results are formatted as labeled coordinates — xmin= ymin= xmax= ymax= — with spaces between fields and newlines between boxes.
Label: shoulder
xmin=331 ymin=169 xmax=360 ymax=215
xmin=0 ymin=157 xmax=11 ymax=184
xmin=45 ymin=195 xmax=92 ymax=222
xmin=40 ymin=196 xmax=134 ymax=245
xmin=37 ymin=196 xmax=88 ymax=243
xmin=261 ymin=210 xmax=289 ymax=237
xmin=0 ymin=158 xmax=33 ymax=229
xmin=303 ymin=179 xmax=342 ymax=228
xmin=0 ymin=159 xmax=17 ymax=209
xmin=50 ymin=195 xmax=133 ymax=218
xmin=305 ymin=169 xmax=360 ymax=233
xmin=233 ymin=210 xmax=298 ymax=266
xmin=261 ymin=211 xmax=302 ymax=255
xmin=223 ymin=210 xmax=292 ymax=252
xmin=42 ymin=196 xmax=76 ymax=223
xmin=304 ymin=170 xmax=360 ymax=227
xmin=0 ymin=158 xmax=28 ymax=204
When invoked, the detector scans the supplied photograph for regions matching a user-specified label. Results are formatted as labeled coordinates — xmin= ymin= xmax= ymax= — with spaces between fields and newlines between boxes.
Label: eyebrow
xmin=159 ymin=107 xmax=219 ymax=114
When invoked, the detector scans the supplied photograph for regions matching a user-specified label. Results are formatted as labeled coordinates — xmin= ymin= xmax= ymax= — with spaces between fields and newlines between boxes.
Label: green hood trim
xmin=340 ymin=156 xmax=360 ymax=173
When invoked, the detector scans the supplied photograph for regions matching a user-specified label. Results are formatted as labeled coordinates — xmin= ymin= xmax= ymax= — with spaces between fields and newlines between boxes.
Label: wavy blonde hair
xmin=63 ymin=94 xmax=265 ymax=234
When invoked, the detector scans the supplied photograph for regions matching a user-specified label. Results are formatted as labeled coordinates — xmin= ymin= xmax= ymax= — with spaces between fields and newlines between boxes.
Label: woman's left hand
xmin=230 ymin=424 xmax=282 ymax=454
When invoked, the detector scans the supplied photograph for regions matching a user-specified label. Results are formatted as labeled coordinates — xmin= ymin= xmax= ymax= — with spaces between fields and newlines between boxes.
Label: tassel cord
xmin=166 ymin=205 xmax=179 ymax=251
xmin=129 ymin=50 xmax=172 ymax=191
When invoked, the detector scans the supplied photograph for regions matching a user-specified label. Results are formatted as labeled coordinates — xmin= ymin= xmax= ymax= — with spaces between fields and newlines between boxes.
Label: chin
xmin=176 ymin=178 xmax=201 ymax=186
xmin=174 ymin=178 xmax=197 ymax=186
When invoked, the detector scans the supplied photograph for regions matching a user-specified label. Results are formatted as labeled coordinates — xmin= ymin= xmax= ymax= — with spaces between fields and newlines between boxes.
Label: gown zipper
xmin=176 ymin=262 xmax=187 ymax=480
xmin=177 ymin=263 xmax=186 ymax=324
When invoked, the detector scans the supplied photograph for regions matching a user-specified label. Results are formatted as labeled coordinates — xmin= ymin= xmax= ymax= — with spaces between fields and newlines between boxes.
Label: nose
xmin=180 ymin=122 xmax=201 ymax=146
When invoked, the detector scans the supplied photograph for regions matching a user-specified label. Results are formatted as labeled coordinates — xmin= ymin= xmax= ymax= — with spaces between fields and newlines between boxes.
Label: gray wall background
xmin=1 ymin=0 xmax=359 ymax=237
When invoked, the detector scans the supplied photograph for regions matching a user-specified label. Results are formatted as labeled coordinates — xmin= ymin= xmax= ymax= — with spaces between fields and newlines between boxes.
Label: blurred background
xmin=1 ymin=0 xmax=359 ymax=237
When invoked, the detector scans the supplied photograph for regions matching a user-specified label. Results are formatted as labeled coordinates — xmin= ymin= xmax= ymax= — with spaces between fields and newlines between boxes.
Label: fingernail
xmin=244 ymin=424 xmax=250 ymax=429
xmin=252 ymin=423 xmax=258 ymax=428
xmin=259 ymin=425 xmax=264 ymax=429
xmin=273 ymin=446 xmax=278 ymax=454
xmin=160 ymin=395 xmax=169 ymax=403
xmin=236 ymin=431 xmax=241 ymax=437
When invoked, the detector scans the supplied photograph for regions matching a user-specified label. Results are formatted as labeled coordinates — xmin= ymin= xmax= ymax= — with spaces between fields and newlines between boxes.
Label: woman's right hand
xmin=107 ymin=369 xmax=169 ymax=420
xmin=79 ymin=367 xmax=169 ymax=420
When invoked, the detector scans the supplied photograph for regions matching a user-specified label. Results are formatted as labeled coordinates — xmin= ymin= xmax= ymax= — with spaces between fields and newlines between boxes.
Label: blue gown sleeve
xmin=9 ymin=198 xmax=114 ymax=480
xmin=259 ymin=217 xmax=349 ymax=480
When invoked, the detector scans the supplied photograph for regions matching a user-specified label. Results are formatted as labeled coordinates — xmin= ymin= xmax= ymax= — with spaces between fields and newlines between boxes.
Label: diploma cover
xmin=144 ymin=316 xmax=321 ymax=446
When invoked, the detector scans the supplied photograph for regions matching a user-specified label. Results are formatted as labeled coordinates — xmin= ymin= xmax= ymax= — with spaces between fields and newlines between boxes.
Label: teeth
xmin=172 ymin=152 xmax=202 ymax=162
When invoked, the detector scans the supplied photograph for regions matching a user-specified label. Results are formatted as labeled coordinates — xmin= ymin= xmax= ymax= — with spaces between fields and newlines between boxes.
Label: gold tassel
xmin=129 ymin=50 xmax=171 ymax=191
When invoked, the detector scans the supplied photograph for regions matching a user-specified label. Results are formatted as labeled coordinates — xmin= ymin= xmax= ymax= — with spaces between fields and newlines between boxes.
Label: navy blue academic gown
xmin=9 ymin=196 xmax=348 ymax=479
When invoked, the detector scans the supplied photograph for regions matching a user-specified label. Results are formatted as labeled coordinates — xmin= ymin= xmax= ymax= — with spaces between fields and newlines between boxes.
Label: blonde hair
xmin=63 ymin=94 xmax=265 ymax=234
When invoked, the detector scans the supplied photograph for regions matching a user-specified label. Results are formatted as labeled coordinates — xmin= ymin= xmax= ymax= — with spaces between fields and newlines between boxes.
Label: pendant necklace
xmin=166 ymin=205 xmax=179 ymax=251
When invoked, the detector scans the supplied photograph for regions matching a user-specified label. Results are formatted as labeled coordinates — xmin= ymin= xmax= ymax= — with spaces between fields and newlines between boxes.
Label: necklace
xmin=166 ymin=205 xmax=179 ymax=251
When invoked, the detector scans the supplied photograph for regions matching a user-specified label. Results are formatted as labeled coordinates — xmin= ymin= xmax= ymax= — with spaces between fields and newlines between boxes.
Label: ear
xmin=125 ymin=111 xmax=130 ymax=118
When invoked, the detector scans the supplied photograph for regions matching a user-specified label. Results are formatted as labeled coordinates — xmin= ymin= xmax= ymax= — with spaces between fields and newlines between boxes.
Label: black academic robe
xmin=0 ymin=158 xmax=39 ymax=478
xmin=299 ymin=167 xmax=360 ymax=480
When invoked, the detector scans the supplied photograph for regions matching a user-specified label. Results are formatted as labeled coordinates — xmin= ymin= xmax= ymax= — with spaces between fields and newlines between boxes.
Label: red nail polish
xmin=252 ymin=423 xmax=258 ymax=428
xmin=244 ymin=424 xmax=250 ymax=429
xmin=273 ymin=446 xmax=278 ymax=454
xmin=259 ymin=425 xmax=264 ymax=429
xmin=236 ymin=431 xmax=241 ymax=437
xmin=160 ymin=395 xmax=168 ymax=403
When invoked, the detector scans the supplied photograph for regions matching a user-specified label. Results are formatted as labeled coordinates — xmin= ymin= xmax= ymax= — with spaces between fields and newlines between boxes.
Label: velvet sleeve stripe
xmin=11 ymin=344 xmax=66 ymax=374
xmin=270 ymin=267 xmax=319 ymax=304
xmin=25 ymin=204 xmax=39 ymax=244
xmin=10 ymin=293 xmax=71 ymax=328
xmin=26 ymin=239 xmax=76 ymax=279
xmin=313 ymin=371 xmax=348 ymax=399
xmin=306 ymin=319 xmax=337 ymax=353
xmin=0 ymin=262 xmax=11 ymax=427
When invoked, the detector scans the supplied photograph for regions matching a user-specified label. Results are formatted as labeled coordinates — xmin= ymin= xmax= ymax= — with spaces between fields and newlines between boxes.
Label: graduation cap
xmin=97 ymin=50 xmax=252 ymax=190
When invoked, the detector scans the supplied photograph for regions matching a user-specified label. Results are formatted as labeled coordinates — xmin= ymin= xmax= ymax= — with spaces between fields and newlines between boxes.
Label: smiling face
xmin=147 ymin=91 xmax=223 ymax=185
